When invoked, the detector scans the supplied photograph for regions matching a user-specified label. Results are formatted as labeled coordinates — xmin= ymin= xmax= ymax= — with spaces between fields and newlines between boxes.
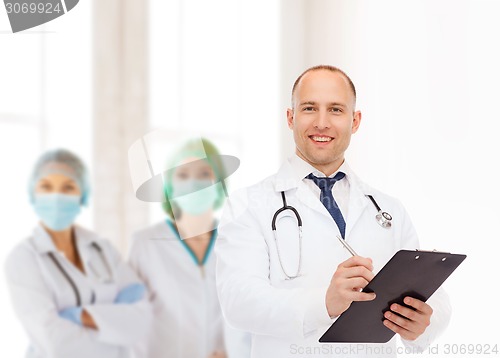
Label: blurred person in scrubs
xmin=4 ymin=148 xmax=152 ymax=358
xmin=129 ymin=138 xmax=250 ymax=358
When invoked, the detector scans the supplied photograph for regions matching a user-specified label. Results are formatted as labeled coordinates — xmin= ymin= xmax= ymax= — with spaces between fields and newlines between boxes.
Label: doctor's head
xmin=29 ymin=149 xmax=90 ymax=232
xmin=287 ymin=65 xmax=362 ymax=176
xmin=162 ymin=138 xmax=227 ymax=220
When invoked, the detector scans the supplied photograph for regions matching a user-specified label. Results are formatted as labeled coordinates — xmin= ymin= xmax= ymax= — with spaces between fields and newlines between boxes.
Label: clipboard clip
xmin=415 ymin=249 xmax=451 ymax=254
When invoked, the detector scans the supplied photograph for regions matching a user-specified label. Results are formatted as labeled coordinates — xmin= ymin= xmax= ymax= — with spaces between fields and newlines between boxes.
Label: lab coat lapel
xmin=31 ymin=225 xmax=57 ymax=254
xmin=73 ymin=226 xmax=94 ymax=265
xmin=73 ymin=226 xmax=109 ymax=281
xmin=345 ymin=175 xmax=369 ymax=239
xmin=295 ymin=182 xmax=334 ymax=220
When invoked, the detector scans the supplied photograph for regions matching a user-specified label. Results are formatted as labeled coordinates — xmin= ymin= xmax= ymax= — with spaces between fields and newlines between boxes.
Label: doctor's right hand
xmin=325 ymin=256 xmax=376 ymax=318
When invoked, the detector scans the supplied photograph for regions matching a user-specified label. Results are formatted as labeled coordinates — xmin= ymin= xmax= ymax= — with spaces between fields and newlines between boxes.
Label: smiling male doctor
xmin=215 ymin=65 xmax=451 ymax=357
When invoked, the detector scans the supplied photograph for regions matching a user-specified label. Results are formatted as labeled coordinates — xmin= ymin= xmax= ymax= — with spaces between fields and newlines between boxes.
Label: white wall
xmin=148 ymin=0 xmax=281 ymax=227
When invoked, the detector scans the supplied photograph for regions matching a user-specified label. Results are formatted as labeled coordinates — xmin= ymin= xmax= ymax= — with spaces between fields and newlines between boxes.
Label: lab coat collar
xmin=31 ymin=225 xmax=57 ymax=254
xmin=274 ymin=154 xmax=354 ymax=192
xmin=32 ymin=224 xmax=96 ymax=254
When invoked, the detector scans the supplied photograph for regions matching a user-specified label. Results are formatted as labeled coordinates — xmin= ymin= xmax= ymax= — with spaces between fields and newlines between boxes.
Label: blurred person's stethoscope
xmin=47 ymin=242 xmax=113 ymax=305
xmin=271 ymin=192 xmax=392 ymax=280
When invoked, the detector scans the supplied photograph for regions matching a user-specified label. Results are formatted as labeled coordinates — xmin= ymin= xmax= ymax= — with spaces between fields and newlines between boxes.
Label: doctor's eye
xmin=62 ymin=183 xmax=78 ymax=192
xmin=174 ymin=171 xmax=189 ymax=180
xmin=197 ymin=169 xmax=213 ymax=180
xmin=37 ymin=182 xmax=53 ymax=192
xmin=302 ymin=106 xmax=316 ymax=112
xmin=329 ymin=107 xmax=343 ymax=113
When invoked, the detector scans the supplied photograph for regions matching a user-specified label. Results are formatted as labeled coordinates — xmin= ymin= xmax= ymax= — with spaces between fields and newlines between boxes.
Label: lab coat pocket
xmin=270 ymin=211 xmax=302 ymax=282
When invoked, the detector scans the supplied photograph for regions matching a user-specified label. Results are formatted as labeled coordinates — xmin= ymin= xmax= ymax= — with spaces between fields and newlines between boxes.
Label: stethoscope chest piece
xmin=376 ymin=211 xmax=392 ymax=228
xmin=367 ymin=195 xmax=392 ymax=229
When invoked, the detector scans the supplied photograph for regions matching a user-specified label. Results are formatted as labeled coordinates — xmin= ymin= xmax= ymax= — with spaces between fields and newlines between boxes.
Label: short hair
xmin=291 ymin=65 xmax=357 ymax=108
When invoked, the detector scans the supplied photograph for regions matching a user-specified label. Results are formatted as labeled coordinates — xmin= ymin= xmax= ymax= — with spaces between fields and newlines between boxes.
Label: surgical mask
xmin=33 ymin=193 xmax=81 ymax=231
xmin=171 ymin=179 xmax=218 ymax=215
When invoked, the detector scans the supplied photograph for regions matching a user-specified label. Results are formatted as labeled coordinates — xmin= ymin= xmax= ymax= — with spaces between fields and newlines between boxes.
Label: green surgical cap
xmin=162 ymin=138 xmax=227 ymax=218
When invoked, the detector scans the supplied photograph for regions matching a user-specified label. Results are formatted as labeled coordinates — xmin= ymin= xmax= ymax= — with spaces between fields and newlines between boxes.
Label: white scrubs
xmin=129 ymin=220 xmax=250 ymax=358
xmin=4 ymin=225 xmax=152 ymax=358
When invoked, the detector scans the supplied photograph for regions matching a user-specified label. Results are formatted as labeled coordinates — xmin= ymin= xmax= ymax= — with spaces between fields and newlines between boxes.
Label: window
xmin=0 ymin=3 xmax=92 ymax=354
xmin=148 ymin=0 xmax=281 ymax=223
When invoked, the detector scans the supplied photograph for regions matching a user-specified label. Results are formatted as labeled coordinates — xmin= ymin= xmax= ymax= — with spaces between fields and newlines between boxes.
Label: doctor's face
xmin=287 ymin=69 xmax=361 ymax=176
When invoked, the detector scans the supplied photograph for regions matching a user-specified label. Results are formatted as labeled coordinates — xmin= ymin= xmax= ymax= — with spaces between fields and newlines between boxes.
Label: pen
xmin=336 ymin=235 xmax=358 ymax=256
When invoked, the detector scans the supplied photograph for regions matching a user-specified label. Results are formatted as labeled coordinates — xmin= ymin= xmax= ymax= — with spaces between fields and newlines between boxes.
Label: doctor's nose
xmin=313 ymin=110 xmax=330 ymax=130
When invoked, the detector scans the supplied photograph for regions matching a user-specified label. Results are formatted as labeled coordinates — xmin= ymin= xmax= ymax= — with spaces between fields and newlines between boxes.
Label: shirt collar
xmin=289 ymin=153 xmax=353 ymax=182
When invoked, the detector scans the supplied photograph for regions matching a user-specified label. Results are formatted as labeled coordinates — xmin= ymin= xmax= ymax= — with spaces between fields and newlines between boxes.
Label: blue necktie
xmin=306 ymin=172 xmax=347 ymax=238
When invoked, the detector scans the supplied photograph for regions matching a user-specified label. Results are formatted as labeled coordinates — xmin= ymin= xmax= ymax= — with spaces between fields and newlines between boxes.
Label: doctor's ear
xmin=286 ymin=108 xmax=294 ymax=129
xmin=351 ymin=110 xmax=362 ymax=134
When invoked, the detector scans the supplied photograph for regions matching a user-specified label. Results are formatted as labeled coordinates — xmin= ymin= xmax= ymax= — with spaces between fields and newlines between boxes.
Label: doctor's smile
xmin=310 ymin=135 xmax=333 ymax=143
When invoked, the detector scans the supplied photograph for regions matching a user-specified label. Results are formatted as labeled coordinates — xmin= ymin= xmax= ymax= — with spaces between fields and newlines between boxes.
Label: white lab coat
xmin=215 ymin=158 xmax=451 ymax=358
xmin=4 ymin=224 xmax=152 ymax=358
xmin=129 ymin=220 xmax=251 ymax=358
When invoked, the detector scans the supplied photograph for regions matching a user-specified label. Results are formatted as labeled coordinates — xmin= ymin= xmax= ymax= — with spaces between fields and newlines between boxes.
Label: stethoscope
xmin=271 ymin=191 xmax=392 ymax=280
xmin=366 ymin=194 xmax=393 ymax=229
xmin=47 ymin=242 xmax=113 ymax=306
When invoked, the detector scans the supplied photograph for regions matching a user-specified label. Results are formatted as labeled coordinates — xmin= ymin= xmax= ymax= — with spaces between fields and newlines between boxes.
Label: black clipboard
xmin=319 ymin=249 xmax=466 ymax=343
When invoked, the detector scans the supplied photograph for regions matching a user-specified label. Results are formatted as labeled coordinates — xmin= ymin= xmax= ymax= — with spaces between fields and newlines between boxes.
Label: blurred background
xmin=1 ymin=0 xmax=499 ymax=356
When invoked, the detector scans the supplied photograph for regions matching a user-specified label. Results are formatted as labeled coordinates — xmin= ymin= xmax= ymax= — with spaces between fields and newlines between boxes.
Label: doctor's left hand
xmin=383 ymin=296 xmax=433 ymax=341
xmin=59 ymin=306 xmax=83 ymax=325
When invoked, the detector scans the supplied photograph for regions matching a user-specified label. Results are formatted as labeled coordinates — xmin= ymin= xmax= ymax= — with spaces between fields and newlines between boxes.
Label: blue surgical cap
xmin=28 ymin=148 xmax=90 ymax=206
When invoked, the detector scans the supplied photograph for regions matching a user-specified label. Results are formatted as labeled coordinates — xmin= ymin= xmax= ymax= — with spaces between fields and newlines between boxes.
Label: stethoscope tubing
xmin=271 ymin=192 xmax=302 ymax=230
xmin=271 ymin=191 xmax=392 ymax=279
xmin=48 ymin=252 xmax=82 ymax=306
